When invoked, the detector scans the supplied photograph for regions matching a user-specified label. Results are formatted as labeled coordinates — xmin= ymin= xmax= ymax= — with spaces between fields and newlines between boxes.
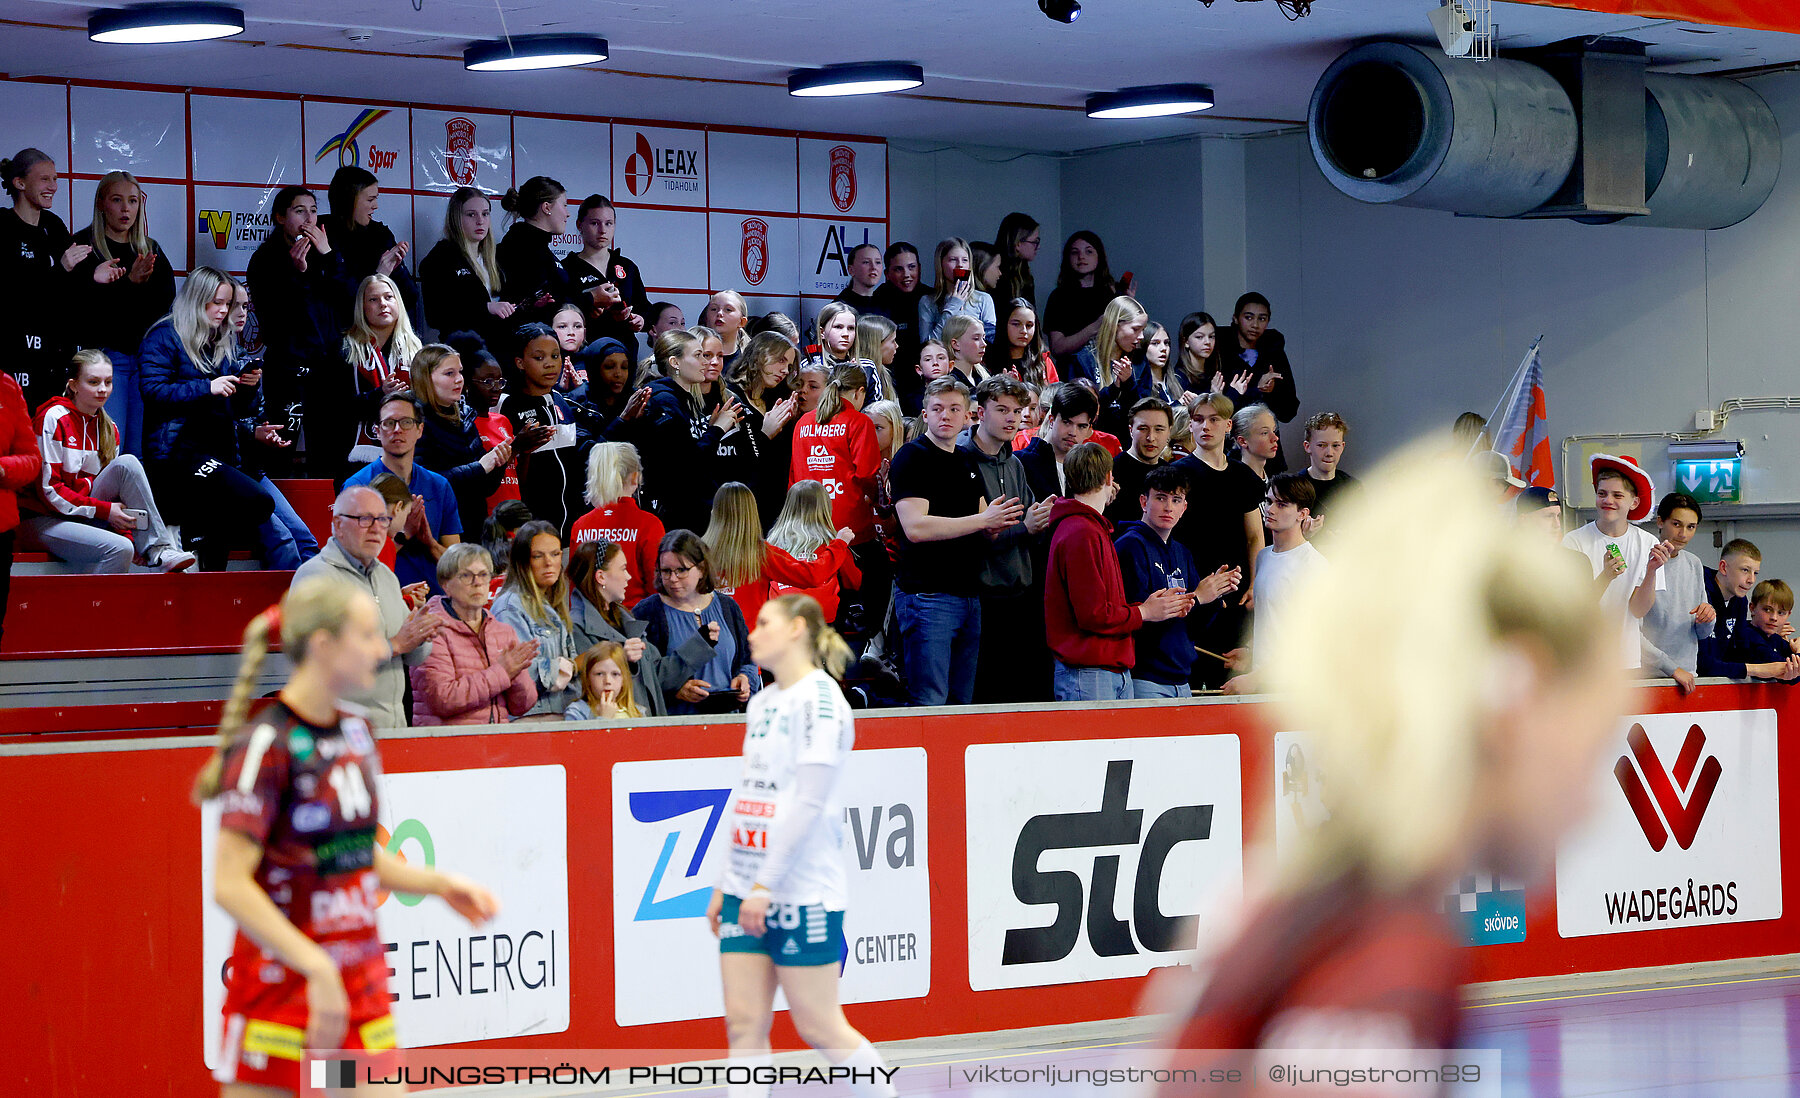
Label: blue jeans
xmin=255 ymin=476 xmax=319 ymax=569
xmin=104 ymin=349 xmax=144 ymax=456
xmin=894 ymin=589 xmax=980 ymax=706
xmin=1132 ymin=678 xmax=1187 ymax=700
xmin=1053 ymin=659 xmax=1134 ymax=702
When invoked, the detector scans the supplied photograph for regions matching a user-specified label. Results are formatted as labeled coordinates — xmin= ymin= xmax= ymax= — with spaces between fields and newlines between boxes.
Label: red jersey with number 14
xmin=217 ymin=700 xmax=386 ymax=952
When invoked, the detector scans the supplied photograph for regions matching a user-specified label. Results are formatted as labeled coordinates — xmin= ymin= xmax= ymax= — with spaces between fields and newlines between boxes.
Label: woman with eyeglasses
xmin=567 ymin=538 xmax=716 ymax=717
xmin=411 ymin=542 xmax=539 ymax=725
xmin=141 ymin=267 xmax=309 ymax=571
xmin=634 ymin=528 xmax=756 ymax=715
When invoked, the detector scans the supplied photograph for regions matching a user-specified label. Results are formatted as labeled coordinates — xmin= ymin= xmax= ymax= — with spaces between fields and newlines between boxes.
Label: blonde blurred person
xmin=1161 ymin=444 xmax=1627 ymax=1092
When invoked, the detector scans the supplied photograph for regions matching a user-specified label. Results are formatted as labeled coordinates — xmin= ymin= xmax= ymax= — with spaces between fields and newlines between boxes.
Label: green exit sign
xmin=1675 ymin=458 xmax=1742 ymax=504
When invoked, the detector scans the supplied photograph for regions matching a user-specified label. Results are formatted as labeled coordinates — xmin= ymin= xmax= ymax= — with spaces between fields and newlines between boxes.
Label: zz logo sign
xmin=629 ymin=788 xmax=730 ymax=920
xmin=1614 ymin=723 xmax=1722 ymax=852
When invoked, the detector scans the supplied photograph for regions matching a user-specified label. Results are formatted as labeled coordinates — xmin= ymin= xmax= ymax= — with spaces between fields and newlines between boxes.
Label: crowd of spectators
xmin=1 ymin=146 xmax=1791 ymax=723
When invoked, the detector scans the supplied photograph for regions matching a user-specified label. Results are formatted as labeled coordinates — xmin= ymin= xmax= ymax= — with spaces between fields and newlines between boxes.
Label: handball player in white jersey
xmin=707 ymin=593 xmax=898 ymax=1098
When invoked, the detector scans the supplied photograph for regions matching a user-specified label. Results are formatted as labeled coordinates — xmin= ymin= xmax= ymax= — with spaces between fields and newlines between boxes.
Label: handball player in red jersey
xmin=194 ymin=576 xmax=500 ymax=1096
xmin=1162 ymin=448 xmax=1627 ymax=1095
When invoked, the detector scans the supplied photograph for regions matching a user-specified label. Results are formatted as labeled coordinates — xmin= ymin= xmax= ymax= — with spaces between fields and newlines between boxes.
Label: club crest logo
xmin=740 ymin=218 xmax=769 ymax=286
xmin=444 ymin=117 xmax=478 ymax=186
xmin=829 ymin=145 xmax=857 ymax=213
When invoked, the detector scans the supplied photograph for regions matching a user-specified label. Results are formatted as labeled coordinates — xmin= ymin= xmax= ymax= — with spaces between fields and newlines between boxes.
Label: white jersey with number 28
xmin=718 ymin=668 xmax=854 ymax=909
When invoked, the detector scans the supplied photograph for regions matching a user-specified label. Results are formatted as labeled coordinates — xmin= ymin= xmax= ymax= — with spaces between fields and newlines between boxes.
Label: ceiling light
xmin=1039 ymin=0 xmax=1081 ymax=23
xmin=88 ymin=4 xmax=244 ymax=44
xmin=788 ymin=62 xmax=925 ymax=97
xmin=465 ymin=34 xmax=608 ymax=72
xmin=1087 ymin=84 xmax=1216 ymax=119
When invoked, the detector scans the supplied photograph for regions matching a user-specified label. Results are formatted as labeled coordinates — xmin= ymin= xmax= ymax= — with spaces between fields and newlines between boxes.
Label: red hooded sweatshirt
xmin=1044 ymin=496 xmax=1141 ymax=672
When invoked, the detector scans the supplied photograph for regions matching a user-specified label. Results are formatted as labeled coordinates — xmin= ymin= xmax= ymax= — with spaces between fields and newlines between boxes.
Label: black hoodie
xmin=637 ymin=375 xmax=725 ymax=534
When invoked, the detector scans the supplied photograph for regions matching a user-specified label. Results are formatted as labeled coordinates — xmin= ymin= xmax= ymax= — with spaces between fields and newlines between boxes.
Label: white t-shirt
xmin=1563 ymin=522 xmax=1661 ymax=669
xmin=1252 ymin=539 xmax=1327 ymax=670
xmin=718 ymin=668 xmax=854 ymax=908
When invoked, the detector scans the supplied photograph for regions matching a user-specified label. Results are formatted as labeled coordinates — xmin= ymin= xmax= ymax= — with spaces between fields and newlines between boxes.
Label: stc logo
xmin=314 ymin=108 xmax=398 ymax=172
xmin=624 ymin=132 xmax=701 ymax=197
xmin=630 ymin=787 xmax=731 ymax=921
xmin=1615 ymin=723 xmax=1722 ymax=852
xmin=1003 ymin=760 xmax=1211 ymax=966
xmin=444 ymin=116 xmax=478 ymax=186
xmin=829 ymin=145 xmax=857 ymax=212
xmin=740 ymin=218 xmax=769 ymax=285
xmin=374 ymin=818 xmax=436 ymax=907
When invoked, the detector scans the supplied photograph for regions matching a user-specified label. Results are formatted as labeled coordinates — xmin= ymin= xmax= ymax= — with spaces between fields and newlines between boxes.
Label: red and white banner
xmin=11 ymin=684 xmax=1792 ymax=1094
xmin=1518 ymin=0 xmax=1800 ymax=34
xmin=0 ymin=75 xmax=886 ymax=305
xmin=1557 ymin=708 xmax=1782 ymax=937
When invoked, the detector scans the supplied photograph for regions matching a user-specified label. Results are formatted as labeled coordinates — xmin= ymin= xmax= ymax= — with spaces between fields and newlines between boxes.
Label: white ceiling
xmin=2 ymin=0 xmax=1797 ymax=149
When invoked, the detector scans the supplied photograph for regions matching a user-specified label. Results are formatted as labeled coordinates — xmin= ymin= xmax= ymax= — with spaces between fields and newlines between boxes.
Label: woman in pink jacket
xmin=410 ymin=542 xmax=539 ymax=725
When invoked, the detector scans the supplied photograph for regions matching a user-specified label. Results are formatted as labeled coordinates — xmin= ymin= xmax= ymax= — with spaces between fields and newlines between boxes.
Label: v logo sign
xmin=1613 ymin=724 xmax=1723 ymax=852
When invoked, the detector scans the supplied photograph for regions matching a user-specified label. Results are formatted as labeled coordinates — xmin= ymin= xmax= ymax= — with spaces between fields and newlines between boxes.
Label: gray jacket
xmin=490 ymin=585 xmax=580 ymax=717
xmin=291 ymin=536 xmax=430 ymax=730
xmin=957 ymin=427 xmax=1037 ymax=594
xmin=1641 ymin=549 xmax=1716 ymax=677
xmin=569 ymin=593 xmax=716 ymax=718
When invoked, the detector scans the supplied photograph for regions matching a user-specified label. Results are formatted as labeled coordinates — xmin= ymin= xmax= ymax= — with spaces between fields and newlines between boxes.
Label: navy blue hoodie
xmin=1115 ymin=521 xmax=1198 ymax=686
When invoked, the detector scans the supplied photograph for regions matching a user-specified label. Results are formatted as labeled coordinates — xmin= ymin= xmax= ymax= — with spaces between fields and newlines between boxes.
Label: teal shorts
xmin=718 ymin=895 xmax=845 ymax=967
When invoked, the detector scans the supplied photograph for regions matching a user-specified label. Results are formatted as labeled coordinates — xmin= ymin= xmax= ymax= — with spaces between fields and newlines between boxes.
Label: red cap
xmin=1589 ymin=453 xmax=1654 ymax=521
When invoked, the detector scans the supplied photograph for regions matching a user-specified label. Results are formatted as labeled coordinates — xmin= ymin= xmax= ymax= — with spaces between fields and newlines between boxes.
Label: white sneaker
xmin=151 ymin=548 xmax=198 ymax=573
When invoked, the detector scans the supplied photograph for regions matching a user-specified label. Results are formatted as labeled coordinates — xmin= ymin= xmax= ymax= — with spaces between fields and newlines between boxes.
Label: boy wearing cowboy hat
xmin=1562 ymin=454 xmax=1677 ymax=669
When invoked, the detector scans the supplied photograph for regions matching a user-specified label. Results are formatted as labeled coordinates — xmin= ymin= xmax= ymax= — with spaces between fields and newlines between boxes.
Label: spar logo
xmin=374 ymin=818 xmax=436 ymax=907
xmin=740 ymin=218 xmax=769 ymax=286
xmin=314 ymin=108 xmax=399 ymax=173
xmin=829 ymin=145 xmax=857 ymax=212
xmin=629 ymin=787 xmax=730 ymax=921
xmin=1614 ymin=723 xmax=1722 ymax=852
xmin=623 ymin=132 xmax=700 ymax=197
xmin=444 ymin=116 xmax=478 ymax=186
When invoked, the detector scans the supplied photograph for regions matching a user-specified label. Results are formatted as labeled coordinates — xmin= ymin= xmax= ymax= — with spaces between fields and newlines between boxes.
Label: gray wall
xmin=1057 ymin=138 xmax=1207 ymax=328
xmin=999 ymin=71 xmax=1800 ymax=568
xmin=888 ymin=141 xmax=1064 ymax=302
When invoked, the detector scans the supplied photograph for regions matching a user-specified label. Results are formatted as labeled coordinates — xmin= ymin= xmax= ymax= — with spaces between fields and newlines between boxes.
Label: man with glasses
xmin=344 ymin=392 xmax=462 ymax=593
xmin=292 ymin=484 xmax=442 ymax=728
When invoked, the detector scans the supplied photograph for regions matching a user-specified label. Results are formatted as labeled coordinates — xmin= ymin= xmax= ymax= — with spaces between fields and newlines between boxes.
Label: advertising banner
xmin=613 ymin=124 xmax=707 ymax=210
xmin=201 ymin=764 xmax=571 ymax=1067
xmin=1557 ymin=708 xmax=1782 ymax=937
xmin=611 ymin=748 xmax=930 ymax=1026
xmin=799 ymin=139 xmax=884 ymax=221
xmin=411 ymin=109 xmax=510 ymax=195
xmin=965 ymin=736 xmax=1244 ymax=991
xmin=303 ymin=101 xmax=410 ymax=189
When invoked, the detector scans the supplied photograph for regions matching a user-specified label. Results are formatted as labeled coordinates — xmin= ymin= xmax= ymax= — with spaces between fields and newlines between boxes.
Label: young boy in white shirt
xmin=1224 ymin=471 xmax=1325 ymax=695
xmin=1561 ymin=454 xmax=1674 ymax=671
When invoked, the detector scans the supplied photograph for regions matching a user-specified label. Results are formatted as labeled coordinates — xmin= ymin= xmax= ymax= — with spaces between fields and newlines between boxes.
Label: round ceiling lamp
xmin=788 ymin=62 xmax=925 ymax=98
xmin=1086 ymin=84 xmax=1216 ymax=119
xmin=465 ymin=34 xmax=609 ymax=72
xmin=88 ymin=3 xmax=245 ymax=44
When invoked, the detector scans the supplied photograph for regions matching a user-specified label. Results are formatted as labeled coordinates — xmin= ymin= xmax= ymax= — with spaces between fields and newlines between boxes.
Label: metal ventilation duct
xmin=1307 ymin=41 xmax=1782 ymax=229
xmin=1308 ymin=42 xmax=1578 ymax=218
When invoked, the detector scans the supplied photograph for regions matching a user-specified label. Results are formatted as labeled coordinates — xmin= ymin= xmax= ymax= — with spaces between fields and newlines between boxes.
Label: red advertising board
xmin=3 ymin=683 xmax=1793 ymax=1095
